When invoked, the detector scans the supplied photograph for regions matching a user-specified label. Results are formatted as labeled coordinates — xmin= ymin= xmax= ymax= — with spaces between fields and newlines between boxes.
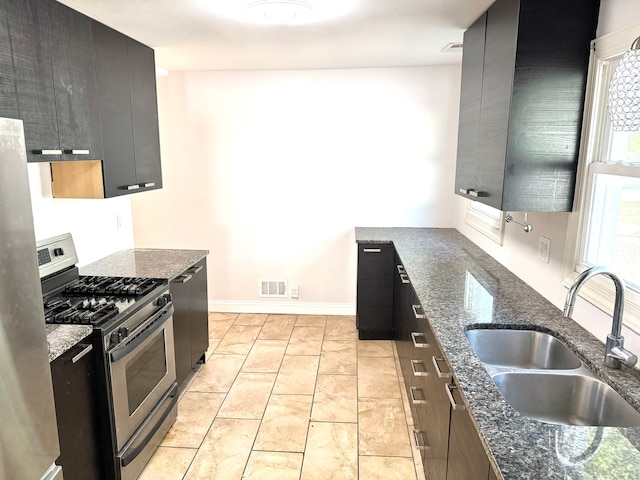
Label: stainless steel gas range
xmin=38 ymin=233 xmax=178 ymax=480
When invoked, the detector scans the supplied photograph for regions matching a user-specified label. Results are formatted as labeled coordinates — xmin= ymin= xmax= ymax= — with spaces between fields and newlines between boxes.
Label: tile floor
xmin=139 ymin=313 xmax=425 ymax=480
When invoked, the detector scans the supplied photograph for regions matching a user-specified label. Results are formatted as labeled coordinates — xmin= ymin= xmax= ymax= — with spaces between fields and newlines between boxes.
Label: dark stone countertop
xmin=79 ymin=248 xmax=209 ymax=281
xmin=356 ymin=227 xmax=640 ymax=480
xmin=46 ymin=324 xmax=92 ymax=362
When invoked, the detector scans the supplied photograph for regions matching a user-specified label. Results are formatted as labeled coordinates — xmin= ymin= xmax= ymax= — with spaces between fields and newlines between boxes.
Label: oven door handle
xmin=110 ymin=305 xmax=174 ymax=363
xmin=120 ymin=382 xmax=179 ymax=467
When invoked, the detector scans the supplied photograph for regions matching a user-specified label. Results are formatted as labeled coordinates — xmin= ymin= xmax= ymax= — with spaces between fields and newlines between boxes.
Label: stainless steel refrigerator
xmin=0 ymin=118 xmax=63 ymax=480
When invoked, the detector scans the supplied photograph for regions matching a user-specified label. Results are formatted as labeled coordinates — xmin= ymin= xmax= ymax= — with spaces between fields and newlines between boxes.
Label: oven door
xmin=108 ymin=304 xmax=177 ymax=451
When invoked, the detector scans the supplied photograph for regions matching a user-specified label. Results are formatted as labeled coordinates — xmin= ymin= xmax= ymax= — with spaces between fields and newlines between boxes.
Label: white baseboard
xmin=208 ymin=300 xmax=356 ymax=316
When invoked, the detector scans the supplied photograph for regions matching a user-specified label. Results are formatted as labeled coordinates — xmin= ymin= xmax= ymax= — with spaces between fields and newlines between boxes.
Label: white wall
xmin=454 ymin=0 xmax=640 ymax=352
xmin=28 ymin=163 xmax=134 ymax=266
xmin=131 ymin=66 xmax=461 ymax=313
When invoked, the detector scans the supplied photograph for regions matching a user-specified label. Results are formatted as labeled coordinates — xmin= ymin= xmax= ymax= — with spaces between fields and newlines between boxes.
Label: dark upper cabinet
xmin=0 ymin=0 xmax=103 ymax=162
xmin=0 ymin=0 xmax=59 ymax=162
xmin=90 ymin=21 xmax=162 ymax=198
xmin=455 ymin=0 xmax=600 ymax=212
xmin=48 ymin=0 xmax=103 ymax=161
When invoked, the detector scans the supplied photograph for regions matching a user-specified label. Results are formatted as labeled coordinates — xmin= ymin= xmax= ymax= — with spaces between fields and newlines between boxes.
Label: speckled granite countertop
xmin=79 ymin=249 xmax=209 ymax=281
xmin=356 ymin=227 xmax=640 ymax=480
xmin=46 ymin=324 xmax=92 ymax=362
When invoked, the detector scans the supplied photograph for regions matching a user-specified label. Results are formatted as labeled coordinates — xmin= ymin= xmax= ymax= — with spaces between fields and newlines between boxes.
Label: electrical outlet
xmin=290 ymin=284 xmax=299 ymax=299
xmin=538 ymin=237 xmax=551 ymax=264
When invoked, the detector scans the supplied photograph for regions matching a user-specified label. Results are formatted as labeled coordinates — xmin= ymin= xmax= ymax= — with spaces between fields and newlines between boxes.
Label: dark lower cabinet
xmin=446 ymin=382 xmax=490 ymax=480
xmin=50 ymin=339 xmax=102 ymax=480
xmin=356 ymin=243 xmax=394 ymax=339
xmin=171 ymin=258 xmax=209 ymax=386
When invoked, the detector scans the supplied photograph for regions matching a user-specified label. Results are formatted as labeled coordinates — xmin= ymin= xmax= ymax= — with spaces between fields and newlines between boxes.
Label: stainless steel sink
xmin=492 ymin=372 xmax=640 ymax=427
xmin=465 ymin=329 xmax=582 ymax=370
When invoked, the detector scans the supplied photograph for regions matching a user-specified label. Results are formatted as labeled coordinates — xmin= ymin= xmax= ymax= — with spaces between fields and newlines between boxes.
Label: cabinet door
xmin=128 ymin=38 xmax=162 ymax=191
xmin=446 ymin=381 xmax=490 ymax=480
xmin=414 ymin=319 xmax=451 ymax=480
xmin=171 ymin=273 xmax=193 ymax=386
xmin=454 ymin=12 xmax=485 ymax=199
xmin=188 ymin=259 xmax=209 ymax=367
xmin=92 ymin=21 xmax=136 ymax=197
xmin=356 ymin=243 xmax=394 ymax=339
xmin=476 ymin=0 xmax=519 ymax=210
xmin=0 ymin=0 xmax=60 ymax=162
xmin=50 ymin=340 xmax=103 ymax=480
xmin=393 ymin=254 xmax=414 ymax=401
xmin=49 ymin=1 xmax=102 ymax=161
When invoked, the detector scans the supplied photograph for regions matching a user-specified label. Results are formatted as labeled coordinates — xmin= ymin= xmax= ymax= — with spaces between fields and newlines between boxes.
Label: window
xmin=564 ymin=26 xmax=640 ymax=332
xmin=464 ymin=200 xmax=505 ymax=245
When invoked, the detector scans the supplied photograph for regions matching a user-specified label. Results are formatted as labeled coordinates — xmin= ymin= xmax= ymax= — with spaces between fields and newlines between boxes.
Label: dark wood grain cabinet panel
xmin=356 ymin=243 xmax=395 ymax=340
xmin=455 ymin=0 xmax=599 ymax=212
xmin=171 ymin=259 xmax=209 ymax=387
xmin=48 ymin=0 xmax=103 ymax=161
xmin=0 ymin=0 xmax=59 ymax=162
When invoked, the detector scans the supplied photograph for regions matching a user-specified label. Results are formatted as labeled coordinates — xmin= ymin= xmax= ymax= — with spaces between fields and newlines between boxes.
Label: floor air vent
xmin=259 ymin=279 xmax=287 ymax=298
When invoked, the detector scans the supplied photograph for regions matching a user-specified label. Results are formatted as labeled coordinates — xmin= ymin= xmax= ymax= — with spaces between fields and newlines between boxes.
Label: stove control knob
xmin=156 ymin=294 xmax=172 ymax=307
xmin=119 ymin=327 xmax=129 ymax=339
xmin=53 ymin=247 xmax=64 ymax=257
xmin=110 ymin=330 xmax=123 ymax=346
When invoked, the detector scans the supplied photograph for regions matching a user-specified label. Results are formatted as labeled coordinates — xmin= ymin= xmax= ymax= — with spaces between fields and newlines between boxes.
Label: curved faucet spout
xmin=563 ymin=266 xmax=637 ymax=369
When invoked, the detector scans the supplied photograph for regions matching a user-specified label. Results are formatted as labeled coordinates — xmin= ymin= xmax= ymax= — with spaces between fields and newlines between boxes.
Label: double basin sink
xmin=465 ymin=328 xmax=640 ymax=427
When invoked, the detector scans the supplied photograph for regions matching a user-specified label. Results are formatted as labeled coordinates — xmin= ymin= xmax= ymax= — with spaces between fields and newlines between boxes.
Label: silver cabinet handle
xmin=397 ymin=264 xmax=406 ymax=274
xmin=446 ymin=383 xmax=466 ymax=411
xmin=468 ymin=189 xmax=486 ymax=197
xmin=432 ymin=356 xmax=452 ymax=378
xmin=411 ymin=332 xmax=429 ymax=348
xmin=143 ymin=182 xmax=156 ymax=188
xmin=412 ymin=304 xmax=426 ymax=319
xmin=400 ymin=273 xmax=410 ymax=284
xmin=121 ymin=184 xmax=141 ymax=190
xmin=63 ymin=149 xmax=90 ymax=155
xmin=410 ymin=386 xmax=427 ymax=405
xmin=363 ymin=248 xmax=381 ymax=253
xmin=175 ymin=274 xmax=193 ymax=284
xmin=189 ymin=265 xmax=203 ymax=274
xmin=411 ymin=359 xmax=429 ymax=376
xmin=459 ymin=188 xmax=470 ymax=194
xmin=413 ymin=429 xmax=429 ymax=450
xmin=63 ymin=343 xmax=93 ymax=364
xmin=32 ymin=149 xmax=62 ymax=155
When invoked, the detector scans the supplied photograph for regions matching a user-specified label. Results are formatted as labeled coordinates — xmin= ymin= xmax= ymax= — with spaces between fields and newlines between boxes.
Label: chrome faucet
xmin=563 ymin=266 xmax=638 ymax=369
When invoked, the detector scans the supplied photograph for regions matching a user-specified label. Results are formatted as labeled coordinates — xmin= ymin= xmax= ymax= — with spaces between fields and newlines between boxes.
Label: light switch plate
xmin=538 ymin=237 xmax=551 ymax=264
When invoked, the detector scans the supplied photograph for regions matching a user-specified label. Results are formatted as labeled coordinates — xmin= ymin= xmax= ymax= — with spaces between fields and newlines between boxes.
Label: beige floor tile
xmin=358 ymin=456 xmax=418 ymax=480
xmin=358 ymin=340 xmax=394 ymax=357
xmin=273 ymin=355 xmax=319 ymax=395
xmin=208 ymin=312 xmax=238 ymax=322
xmin=208 ymin=318 xmax=236 ymax=340
xmin=242 ymin=340 xmax=288 ymax=373
xmin=188 ymin=354 xmax=245 ymax=393
xmin=242 ymin=451 xmax=303 ymax=480
xmin=295 ymin=315 xmax=327 ymax=327
xmin=184 ymin=418 xmax=260 ymax=480
xmin=358 ymin=398 xmax=412 ymax=457
xmin=217 ymin=372 xmax=276 ymax=419
xmin=286 ymin=326 xmax=324 ymax=355
xmin=300 ymin=422 xmax=358 ymax=480
xmin=234 ymin=313 xmax=268 ymax=326
xmin=325 ymin=316 xmax=357 ymax=340
xmin=358 ymin=356 xmax=401 ymax=398
xmin=319 ymin=340 xmax=357 ymax=375
xmin=311 ymin=374 xmax=357 ymax=423
xmin=205 ymin=339 xmax=220 ymax=361
xmin=258 ymin=315 xmax=297 ymax=340
xmin=254 ymin=394 xmax=313 ymax=452
xmin=215 ymin=325 xmax=261 ymax=355
xmin=138 ymin=446 xmax=197 ymax=480
xmin=160 ymin=392 xmax=226 ymax=448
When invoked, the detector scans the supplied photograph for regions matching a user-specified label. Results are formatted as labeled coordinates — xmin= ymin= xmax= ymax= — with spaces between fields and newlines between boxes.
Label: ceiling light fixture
xmin=246 ymin=0 xmax=314 ymax=24
xmin=608 ymin=36 xmax=640 ymax=132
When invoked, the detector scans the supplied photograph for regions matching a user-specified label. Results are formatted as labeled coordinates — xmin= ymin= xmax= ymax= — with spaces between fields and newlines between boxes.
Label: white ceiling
xmin=58 ymin=0 xmax=494 ymax=71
